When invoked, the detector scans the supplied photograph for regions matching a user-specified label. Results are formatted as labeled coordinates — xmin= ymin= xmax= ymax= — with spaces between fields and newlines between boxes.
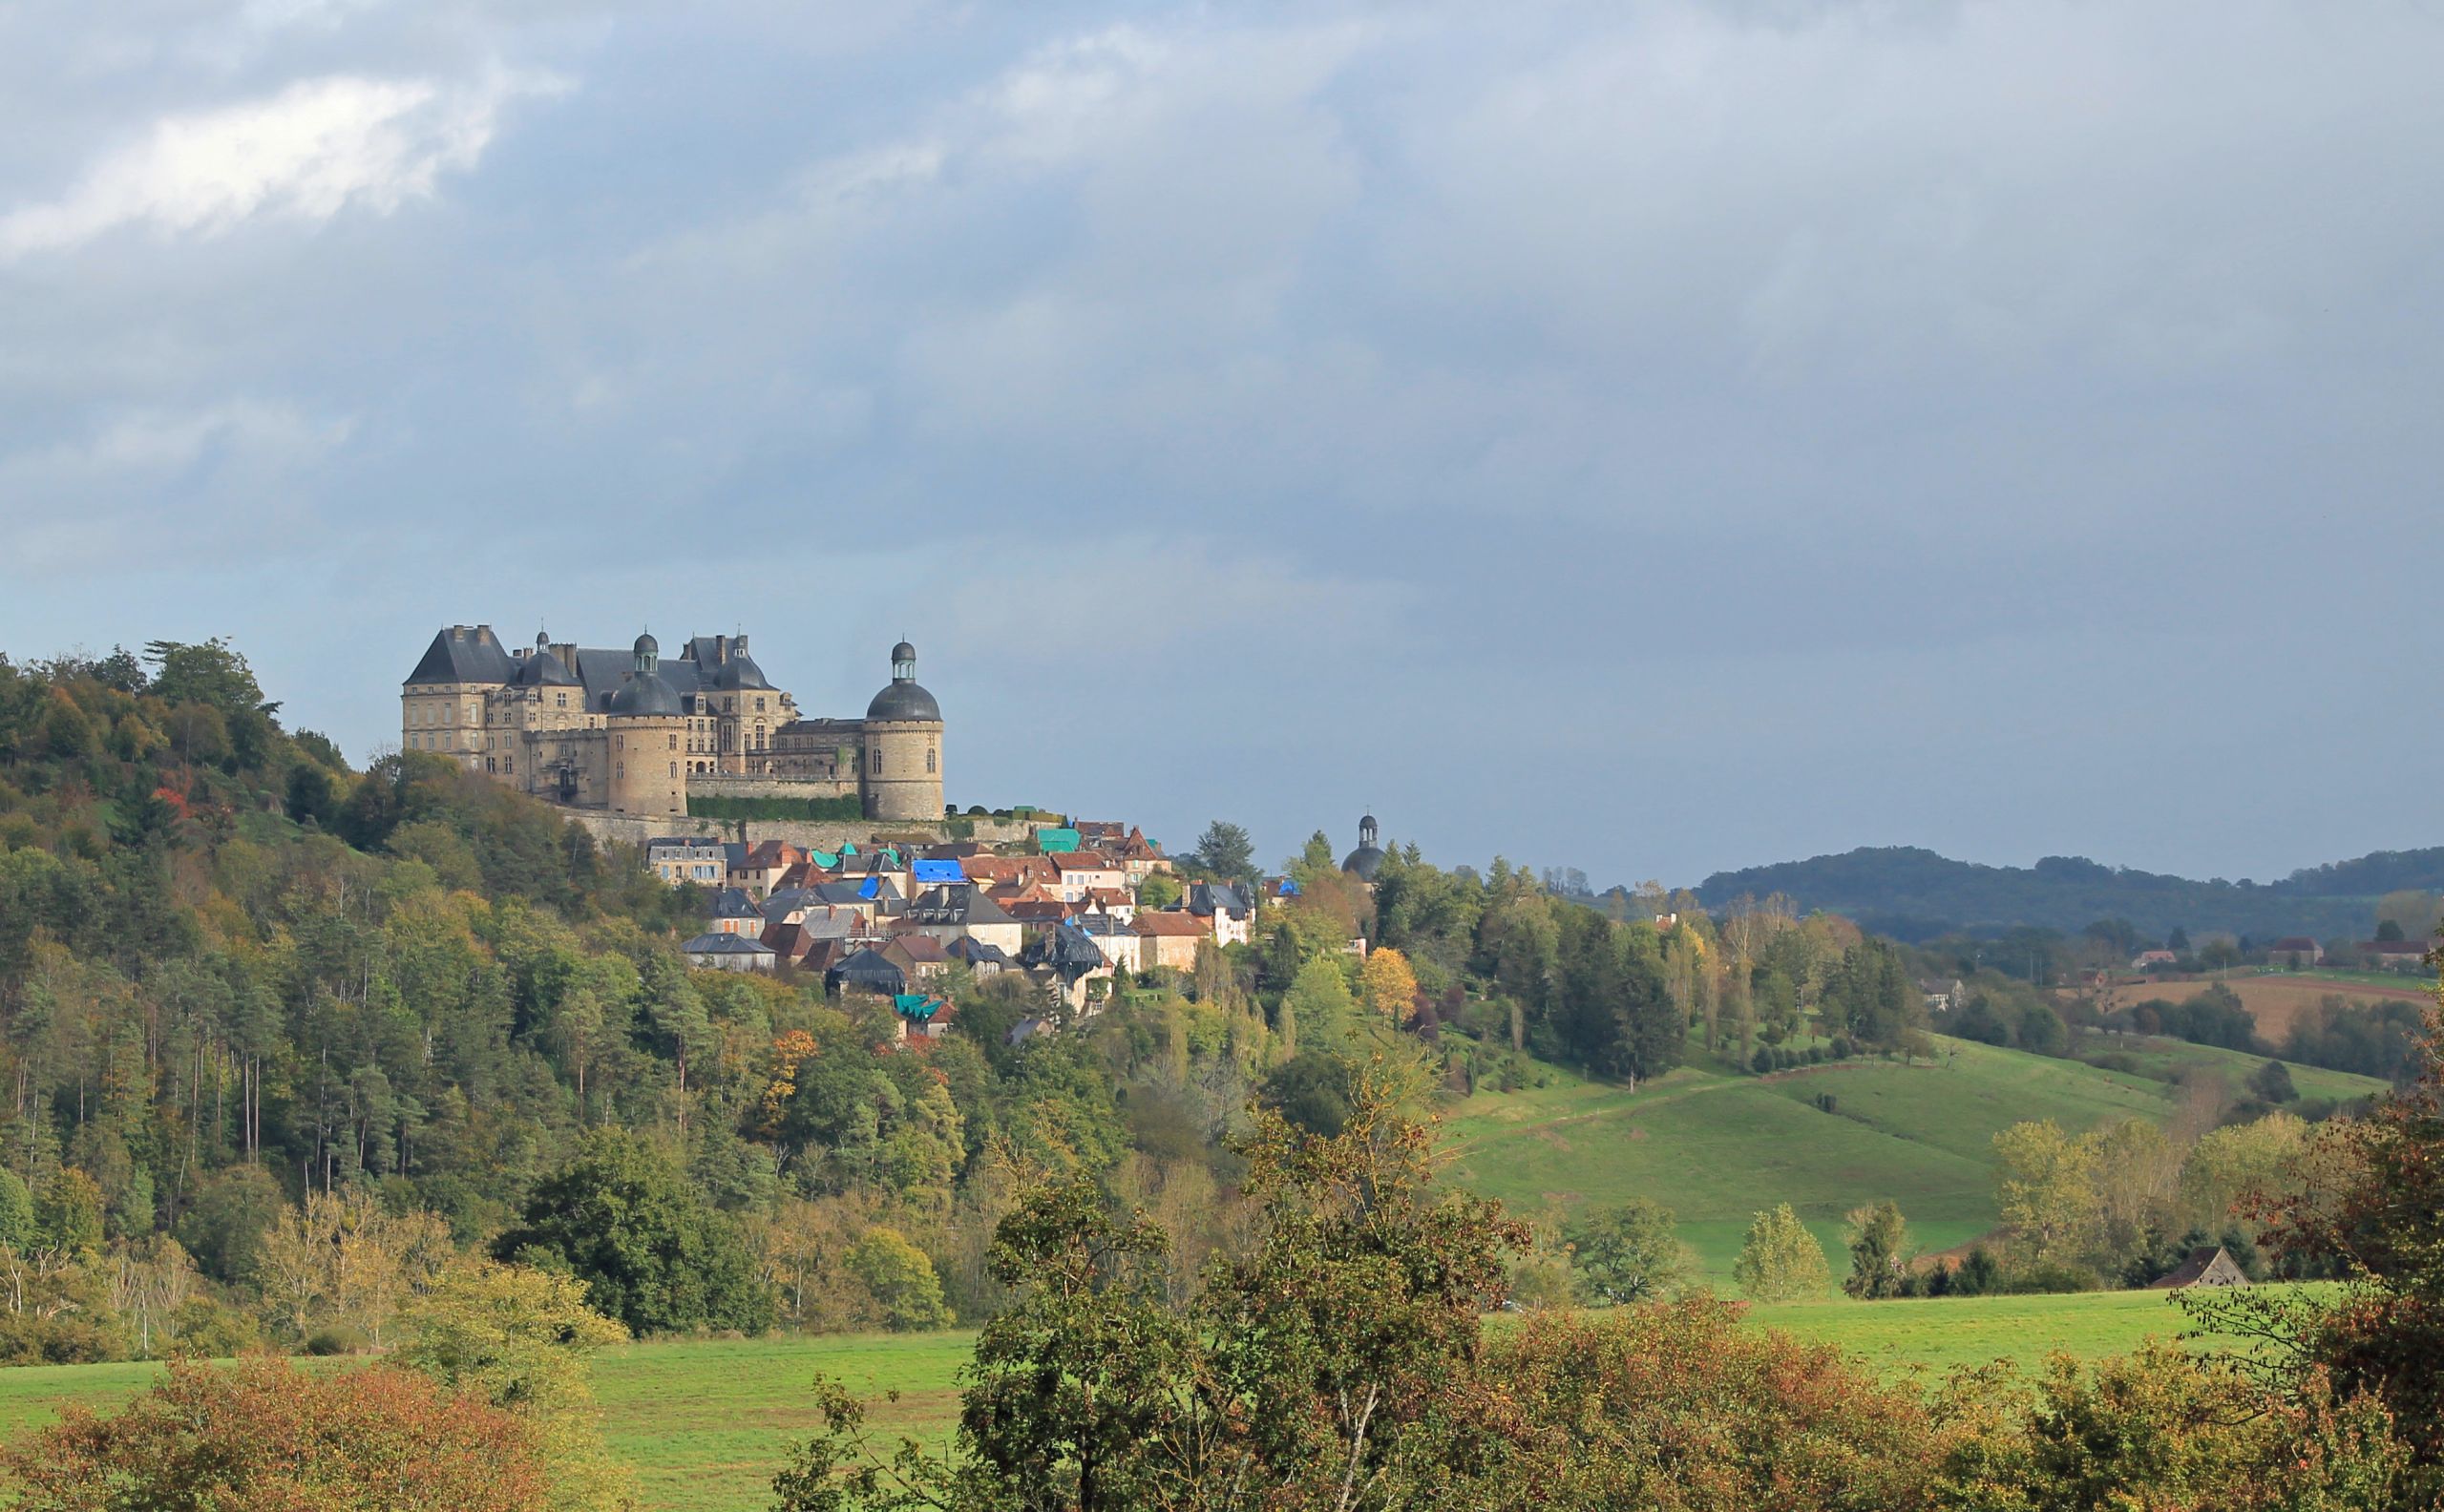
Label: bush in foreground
xmin=0 ymin=1356 xmax=549 ymax=1512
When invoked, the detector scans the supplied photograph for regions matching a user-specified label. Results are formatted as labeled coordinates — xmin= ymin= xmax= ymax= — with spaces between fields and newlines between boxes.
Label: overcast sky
xmin=2 ymin=0 xmax=2438 ymax=887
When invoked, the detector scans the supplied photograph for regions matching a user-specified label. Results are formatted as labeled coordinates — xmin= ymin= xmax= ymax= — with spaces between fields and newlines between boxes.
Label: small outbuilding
xmin=2152 ymin=1247 xmax=2249 ymax=1290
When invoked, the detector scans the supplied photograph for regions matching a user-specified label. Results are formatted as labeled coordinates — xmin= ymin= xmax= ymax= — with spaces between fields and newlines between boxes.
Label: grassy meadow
xmin=0 ymin=1287 xmax=2272 ymax=1512
xmin=1436 ymin=1033 xmax=2382 ymax=1278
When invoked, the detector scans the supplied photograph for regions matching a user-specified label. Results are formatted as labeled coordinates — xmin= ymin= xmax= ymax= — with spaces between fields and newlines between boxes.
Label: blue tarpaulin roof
xmin=913 ymin=859 xmax=966 ymax=885
xmin=858 ymin=876 xmax=880 ymax=899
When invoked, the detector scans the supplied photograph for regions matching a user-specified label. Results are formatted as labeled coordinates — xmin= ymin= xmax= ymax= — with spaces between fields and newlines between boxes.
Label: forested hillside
xmin=1692 ymin=844 xmax=2444 ymax=941
xmin=0 ymin=638 xmax=1739 ymax=1363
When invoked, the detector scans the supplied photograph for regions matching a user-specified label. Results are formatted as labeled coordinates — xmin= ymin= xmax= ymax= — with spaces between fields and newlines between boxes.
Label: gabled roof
xmin=2152 ymin=1247 xmax=2248 ymax=1289
xmin=710 ymin=888 xmax=763 ymax=920
xmin=886 ymin=934 xmax=950 ymax=965
xmin=825 ymin=948 xmax=907 ymax=993
xmin=946 ymin=936 xmax=1013 ymax=966
xmin=908 ymin=884 xmax=1016 ymax=926
xmin=1050 ymin=850 xmax=1118 ymax=872
xmin=406 ymin=626 xmax=518 ymax=686
xmin=1134 ymin=912 xmax=1207 ymax=937
xmin=682 ymin=933 xmax=775 ymax=956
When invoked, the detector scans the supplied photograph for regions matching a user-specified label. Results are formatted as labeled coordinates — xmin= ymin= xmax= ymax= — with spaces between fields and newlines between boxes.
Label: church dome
xmin=867 ymin=640 xmax=941 ymax=723
xmin=1341 ymin=813 xmax=1386 ymax=880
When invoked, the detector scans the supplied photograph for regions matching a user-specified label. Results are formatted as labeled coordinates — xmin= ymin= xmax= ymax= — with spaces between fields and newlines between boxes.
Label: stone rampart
xmin=563 ymin=808 xmax=1043 ymax=855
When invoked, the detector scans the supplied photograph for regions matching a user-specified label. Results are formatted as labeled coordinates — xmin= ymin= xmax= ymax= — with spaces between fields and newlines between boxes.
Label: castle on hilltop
xmin=401 ymin=626 xmax=943 ymax=821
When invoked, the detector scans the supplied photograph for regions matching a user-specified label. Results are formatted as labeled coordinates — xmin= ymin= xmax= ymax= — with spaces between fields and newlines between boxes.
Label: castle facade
xmin=401 ymin=626 xmax=944 ymax=821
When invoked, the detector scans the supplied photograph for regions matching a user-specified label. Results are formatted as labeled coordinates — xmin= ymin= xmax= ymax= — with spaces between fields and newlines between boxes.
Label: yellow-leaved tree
xmin=1360 ymin=946 xmax=1419 ymax=1022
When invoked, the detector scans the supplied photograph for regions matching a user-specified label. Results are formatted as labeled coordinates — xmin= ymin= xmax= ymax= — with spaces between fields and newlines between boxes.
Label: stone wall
xmin=563 ymin=807 xmax=1043 ymax=855
xmin=684 ymin=773 xmax=859 ymax=802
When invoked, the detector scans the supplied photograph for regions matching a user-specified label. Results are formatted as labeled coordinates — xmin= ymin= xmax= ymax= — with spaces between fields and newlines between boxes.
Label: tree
xmin=1992 ymin=1120 xmax=2099 ymax=1267
xmin=1842 ymin=1201 xmax=1909 ymax=1299
xmin=843 ymin=1228 xmax=952 ymax=1332
xmin=1732 ymin=1204 xmax=1829 ymax=1301
xmin=396 ymin=1260 xmax=636 ymax=1512
xmin=2248 ymin=1059 xmax=2298 ymax=1104
xmin=1281 ymin=956 xmax=1354 ymax=1049
xmin=0 ymin=1356 xmax=547 ymax=1511
xmin=1563 ymin=1198 xmax=1687 ymax=1305
xmin=492 ymin=1129 xmax=773 ymax=1336
xmin=1136 ymin=871 xmax=1183 ymax=910
xmin=2185 ymin=997 xmax=2444 ymax=1474
xmin=1359 ymin=946 xmax=1419 ymax=1022
xmin=1190 ymin=820 xmax=1254 ymax=880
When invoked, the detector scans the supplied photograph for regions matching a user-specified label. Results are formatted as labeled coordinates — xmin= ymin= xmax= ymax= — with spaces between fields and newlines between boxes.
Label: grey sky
xmin=2 ymin=0 xmax=2438 ymax=887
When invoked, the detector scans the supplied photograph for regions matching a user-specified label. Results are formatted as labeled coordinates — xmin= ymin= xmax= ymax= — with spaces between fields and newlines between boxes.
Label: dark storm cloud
xmin=2 ymin=0 xmax=2437 ymax=884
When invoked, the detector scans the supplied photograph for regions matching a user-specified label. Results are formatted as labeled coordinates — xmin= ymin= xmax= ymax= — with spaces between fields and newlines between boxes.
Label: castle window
xmin=668 ymin=734 xmax=677 ymax=750
xmin=617 ymin=763 xmax=624 ymax=779
xmin=755 ymin=697 xmax=766 ymax=713
xmin=556 ymin=693 xmax=567 ymax=708
xmin=669 ymin=763 xmax=678 ymax=779
xmin=927 ymin=746 xmax=936 ymax=774
xmin=869 ymin=746 xmax=881 ymax=775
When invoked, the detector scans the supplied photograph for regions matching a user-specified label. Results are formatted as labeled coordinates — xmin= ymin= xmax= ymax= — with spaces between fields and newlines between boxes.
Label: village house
xmin=1132 ymin=911 xmax=1207 ymax=973
xmin=645 ymin=835 xmax=727 ymax=886
xmin=1049 ymin=851 xmax=1127 ymax=902
xmin=706 ymin=888 xmax=765 ymax=936
xmin=901 ymin=885 xmax=1023 ymax=956
xmin=2266 ymin=936 xmax=2324 ymax=968
xmin=1185 ymin=882 xmax=1252 ymax=947
xmin=682 ymin=933 xmax=777 ymax=972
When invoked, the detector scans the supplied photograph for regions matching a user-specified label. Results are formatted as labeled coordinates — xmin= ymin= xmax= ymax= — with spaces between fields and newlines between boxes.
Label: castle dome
xmin=1341 ymin=813 xmax=1386 ymax=880
xmin=866 ymin=640 xmax=941 ymax=724
xmin=608 ymin=673 xmax=682 ymax=717
xmin=609 ymin=630 xmax=682 ymax=717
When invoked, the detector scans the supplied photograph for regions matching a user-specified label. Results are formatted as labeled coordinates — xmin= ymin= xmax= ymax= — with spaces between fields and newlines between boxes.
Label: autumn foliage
xmin=0 ymin=1355 xmax=550 ymax=1512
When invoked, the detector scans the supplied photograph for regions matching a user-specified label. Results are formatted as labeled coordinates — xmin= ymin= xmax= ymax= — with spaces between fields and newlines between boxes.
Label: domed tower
xmin=860 ymin=640 xmax=943 ymax=822
xmin=1341 ymin=813 xmax=1387 ymax=882
xmin=605 ymin=633 xmax=688 ymax=817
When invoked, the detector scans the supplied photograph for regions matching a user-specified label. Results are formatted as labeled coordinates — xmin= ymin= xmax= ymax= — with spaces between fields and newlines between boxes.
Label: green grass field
xmin=0 ymin=1286 xmax=2281 ymax=1512
xmin=1438 ymin=1034 xmax=2385 ymax=1278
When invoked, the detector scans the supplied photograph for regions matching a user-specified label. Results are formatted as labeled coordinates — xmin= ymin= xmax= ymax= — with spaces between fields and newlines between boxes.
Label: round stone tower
xmin=605 ymin=632 xmax=688 ymax=817
xmin=860 ymin=640 xmax=944 ymax=822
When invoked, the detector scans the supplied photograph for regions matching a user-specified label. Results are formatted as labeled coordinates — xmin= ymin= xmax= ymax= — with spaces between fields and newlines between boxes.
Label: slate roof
xmin=405 ymin=626 xmax=519 ymax=686
xmin=682 ymin=933 xmax=775 ymax=957
xmin=907 ymin=885 xmax=1016 ymax=926
xmin=1022 ymin=923 xmax=1107 ymax=976
xmin=947 ymin=936 xmax=1013 ymax=966
xmin=1188 ymin=882 xmax=1249 ymax=918
xmin=826 ymin=948 xmax=907 ymax=996
xmin=709 ymin=887 xmax=763 ymax=920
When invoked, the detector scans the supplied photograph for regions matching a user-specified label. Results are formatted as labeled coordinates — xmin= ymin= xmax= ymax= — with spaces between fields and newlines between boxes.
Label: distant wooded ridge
xmin=1687 ymin=845 xmax=2444 ymax=942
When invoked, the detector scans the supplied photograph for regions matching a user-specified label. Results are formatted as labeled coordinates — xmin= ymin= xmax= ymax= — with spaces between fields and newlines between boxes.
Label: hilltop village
xmin=402 ymin=620 xmax=1389 ymax=1040
xmin=659 ymin=815 xmax=1389 ymax=1041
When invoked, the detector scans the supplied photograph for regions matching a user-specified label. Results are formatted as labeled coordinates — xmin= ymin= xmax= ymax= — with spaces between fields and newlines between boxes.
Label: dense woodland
xmin=0 ymin=639 xmax=1807 ymax=1359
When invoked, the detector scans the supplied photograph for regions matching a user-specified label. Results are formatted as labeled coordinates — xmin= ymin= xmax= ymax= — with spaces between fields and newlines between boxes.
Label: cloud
xmin=0 ymin=67 xmax=561 ymax=257
xmin=0 ymin=400 xmax=355 ymax=571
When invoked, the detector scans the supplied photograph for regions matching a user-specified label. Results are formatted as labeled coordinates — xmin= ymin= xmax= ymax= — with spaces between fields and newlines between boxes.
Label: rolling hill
xmin=1435 ymin=1033 xmax=2388 ymax=1278
xmin=1689 ymin=845 xmax=2444 ymax=941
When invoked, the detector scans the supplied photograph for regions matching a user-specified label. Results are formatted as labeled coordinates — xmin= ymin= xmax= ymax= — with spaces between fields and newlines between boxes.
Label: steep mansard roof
xmin=405 ymin=627 xmax=518 ymax=686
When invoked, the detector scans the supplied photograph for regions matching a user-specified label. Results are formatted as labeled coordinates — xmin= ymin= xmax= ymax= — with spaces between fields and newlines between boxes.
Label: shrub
xmin=0 ymin=1357 xmax=549 ymax=1511
xmin=305 ymin=1324 xmax=368 ymax=1355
